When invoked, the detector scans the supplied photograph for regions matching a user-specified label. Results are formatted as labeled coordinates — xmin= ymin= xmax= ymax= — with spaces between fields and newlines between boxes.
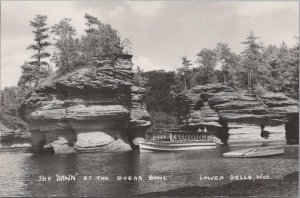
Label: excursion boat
xmin=139 ymin=131 xmax=217 ymax=152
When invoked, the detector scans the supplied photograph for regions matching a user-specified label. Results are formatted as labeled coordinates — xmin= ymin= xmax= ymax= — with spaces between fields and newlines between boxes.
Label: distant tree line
xmin=0 ymin=87 xmax=28 ymax=132
xmin=175 ymin=31 xmax=299 ymax=99
xmin=133 ymin=69 xmax=178 ymax=129
xmin=133 ymin=31 xmax=299 ymax=120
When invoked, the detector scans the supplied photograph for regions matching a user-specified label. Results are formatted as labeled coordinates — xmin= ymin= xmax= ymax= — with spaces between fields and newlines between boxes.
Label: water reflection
xmin=0 ymin=143 xmax=298 ymax=197
xmin=0 ymin=153 xmax=32 ymax=197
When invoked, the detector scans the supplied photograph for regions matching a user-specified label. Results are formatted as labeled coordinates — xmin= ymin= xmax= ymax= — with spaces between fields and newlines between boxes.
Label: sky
xmin=1 ymin=1 xmax=299 ymax=88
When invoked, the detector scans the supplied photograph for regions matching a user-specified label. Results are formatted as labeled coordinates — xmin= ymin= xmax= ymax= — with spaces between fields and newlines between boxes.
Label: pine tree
xmin=240 ymin=31 xmax=262 ymax=90
xmin=215 ymin=43 xmax=233 ymax=84
xmin=19 ymin=15 xmax=51 ymax=87
xmin=81 ymin=13 xmax=123 ymax=63
xmin=51 ymin=18 xmax=80 ymax=72
xmin=18 ymin=61 xmax=37 ymax=87
xmin=17 ymin=62 xmax=36 ymax=100
xmin=255 ymin=43 xmax=272 ymax=89
xmin=177 ymin=57 xmax=192 ymax=90
xmin=283 ymin=40 xmax=299 ymax=99
xmin=133 ymin=66 xmax=146 ymax=87
xmin=261 ymin=45 xmax=278 ymax=91
xmin=84 ymin=13 xmax=98 ymax=33
xmin=196 ymin=48 xmax=217 ymax=85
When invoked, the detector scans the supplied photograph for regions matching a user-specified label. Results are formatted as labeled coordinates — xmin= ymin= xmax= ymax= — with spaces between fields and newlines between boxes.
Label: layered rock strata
xmin=176 ymin=84 xmax=298 ymax=143
xmin=19 ymin=55 xmax=150 ymax=153
xmin=127 ymin=86 xmax=151 ymax=149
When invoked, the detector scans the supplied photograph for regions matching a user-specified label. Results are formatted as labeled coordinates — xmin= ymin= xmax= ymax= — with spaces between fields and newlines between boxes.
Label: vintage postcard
xmin=0 ymin=1 xmax=299 ymax=197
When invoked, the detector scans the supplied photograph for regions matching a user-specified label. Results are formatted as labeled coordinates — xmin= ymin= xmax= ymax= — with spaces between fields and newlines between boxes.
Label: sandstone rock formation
xmin=127 ymin=86 xmax=151 ymax=149
xmin=19 ymin=54 xmax=151 ymax=153
xmin=176 ymin=84 xmax=298 ymax=143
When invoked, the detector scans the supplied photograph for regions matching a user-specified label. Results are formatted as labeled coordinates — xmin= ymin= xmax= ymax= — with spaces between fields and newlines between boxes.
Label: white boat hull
xmin=139 ymin=141 xmax=217 ymax=152
xmin=223 ymin=147 xmax=285 ymax=158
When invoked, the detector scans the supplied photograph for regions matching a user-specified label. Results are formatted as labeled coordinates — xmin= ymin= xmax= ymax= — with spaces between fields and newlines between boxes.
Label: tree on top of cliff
xmin=17 ymin=62 xmax=36 ymax=99
xmin=261 ymin=44 xmax=280 ymax=91
xmin=84 ymin=14 xmax=98 ymax=33
xmin=133 ymin=66 xmax=146 ymax=87
xmin=81 ymin=13 xmax=123 ymax=62
xmin=51 ymin=18 xmax=81 ymax=72
xmin=121 ymin=38 xmax=132 ymax=55
xmin=196 ymin=48 xmax=218 ymax=85
xmin=240 ymin=31 xmax=263 ymax=91
xmin=177 ymin=57 xmax=193 ymax=91
xmin=18 ymin=62 xmax=37 ymax=87
xmin=18 ymin=15 xmax=52 ymax=88
xmin=215 ymin=43 xmax=239 ymax=84
xmin=283 ymin=39 xmax=299 ymax=99
xmin=49 ymin=14 xmax=131 ymax=73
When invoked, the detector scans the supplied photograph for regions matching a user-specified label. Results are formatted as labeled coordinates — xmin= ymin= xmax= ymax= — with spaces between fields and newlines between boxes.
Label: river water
xmin=0 ymin=141 xmax=298 ymax=197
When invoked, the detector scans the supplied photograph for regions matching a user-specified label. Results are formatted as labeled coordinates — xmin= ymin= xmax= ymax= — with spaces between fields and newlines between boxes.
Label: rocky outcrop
xmin=127 ymin=86 xmax=151 ymax=149
xmin=176 ymin=84 xmax=298 ymax=143
xmin=19 ymin=54 xmax=151 ymax=153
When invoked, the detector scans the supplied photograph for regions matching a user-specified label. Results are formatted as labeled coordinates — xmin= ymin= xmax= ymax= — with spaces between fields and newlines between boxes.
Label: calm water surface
xmin=0 ymin=142 xmax=298 ymax=197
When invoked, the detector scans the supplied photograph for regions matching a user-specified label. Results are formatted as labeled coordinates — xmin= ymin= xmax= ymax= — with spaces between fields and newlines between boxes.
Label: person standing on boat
xmin=197 ymin=127 xmax=207 ymax=133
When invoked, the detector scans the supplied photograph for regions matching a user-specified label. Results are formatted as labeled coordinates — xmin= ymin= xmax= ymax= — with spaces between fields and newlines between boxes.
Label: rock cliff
xmin=176 ymin=84 xmax=298 ymax=143
xmin=127 ymin=86 xmax=151 ymax=149
xmin=19 ymin=54 xmax=151 ymax=153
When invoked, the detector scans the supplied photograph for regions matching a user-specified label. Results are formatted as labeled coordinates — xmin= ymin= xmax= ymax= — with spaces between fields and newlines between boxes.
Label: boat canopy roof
xmin=148 ymin=131 xmax=214 ymax=135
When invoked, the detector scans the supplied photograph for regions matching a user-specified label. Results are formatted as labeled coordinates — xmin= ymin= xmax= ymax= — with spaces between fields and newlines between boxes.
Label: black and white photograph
xmin=0 ymin=1 xmax=299 ymax=197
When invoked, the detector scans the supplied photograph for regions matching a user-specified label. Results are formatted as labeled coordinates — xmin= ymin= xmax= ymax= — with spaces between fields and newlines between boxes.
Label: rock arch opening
xmin=195 ymin=100 xmax=204 ymax=111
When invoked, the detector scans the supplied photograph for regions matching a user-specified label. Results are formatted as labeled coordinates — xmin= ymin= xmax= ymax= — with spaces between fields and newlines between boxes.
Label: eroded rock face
xmin=176 ymin=84 xmax=298 ymax=143
xmin=19 ymin=55 xmax=150 ymax=153
xmin=127 ymin=86 xmax=151 ymax=149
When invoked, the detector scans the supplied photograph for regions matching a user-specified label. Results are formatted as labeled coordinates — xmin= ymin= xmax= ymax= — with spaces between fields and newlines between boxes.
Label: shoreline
xmin=140 ymin=171 xmax=299 ymax=197
xmin=0 ymin=141 xmax=298 ymax=153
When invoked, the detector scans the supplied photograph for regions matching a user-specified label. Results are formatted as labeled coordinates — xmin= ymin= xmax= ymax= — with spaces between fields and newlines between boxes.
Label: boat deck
xmin=146 ymin=131 xmax=215 ymax=142
xmin=145 ymin=140 xmax=215 ymax=144
xmin=140 ymin=131 xmax=217 ymax=151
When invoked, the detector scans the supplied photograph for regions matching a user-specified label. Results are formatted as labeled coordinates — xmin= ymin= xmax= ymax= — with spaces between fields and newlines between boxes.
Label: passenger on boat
xmin=197 ymin=127 xmax=207 ymax=133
